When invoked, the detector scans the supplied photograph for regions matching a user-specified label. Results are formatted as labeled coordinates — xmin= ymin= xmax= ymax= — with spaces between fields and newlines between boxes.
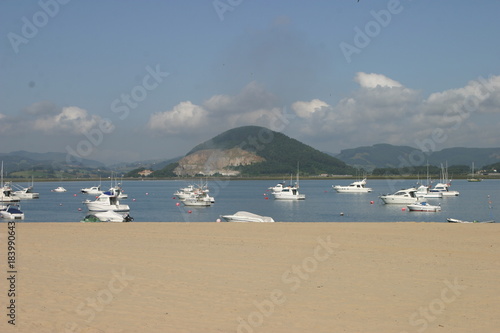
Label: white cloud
xmin=291 ymin=99 xmax=329 ymax=118
xmin=354 ymin=72 xmax=402 ymax=89
xmin=147 ymin=82 xmax=283 ymax=136
xmin=147 ymin=101 xmax=208 ymax=135
xmin=33 ymin=106 xmax=101 ymax=134
xmin=289 ymin=73 xmax=500 ymax=153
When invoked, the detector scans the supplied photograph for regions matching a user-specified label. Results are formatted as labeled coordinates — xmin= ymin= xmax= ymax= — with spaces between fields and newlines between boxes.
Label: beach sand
xmin=0 ymin=222 xmax=499 ymax=333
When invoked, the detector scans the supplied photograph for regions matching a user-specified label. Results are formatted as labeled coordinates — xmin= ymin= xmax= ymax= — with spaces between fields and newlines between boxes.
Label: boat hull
xmin=333 ymin=187 xmax=372 ymax=193
xmin=221 ymin=211 xmax=274 ymax=222
xmin=272 ymin=193 xmax=306 ymax=200
xmin=407 ymin=203 xmax=441 ymax=212
xmin=84 ymin=202 xmax=130 ymax=212
xmin=447 ymin=218 xmax=495 ymax=223
xmin=182 ymin=199 xmax=212 ymax=206
xmin=380 ymin=196 xmax=418 ymax=204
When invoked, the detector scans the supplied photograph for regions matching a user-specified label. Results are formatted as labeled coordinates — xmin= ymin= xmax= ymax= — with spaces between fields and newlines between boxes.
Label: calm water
xmin=4 ymin=179 xmax=499 ymax=223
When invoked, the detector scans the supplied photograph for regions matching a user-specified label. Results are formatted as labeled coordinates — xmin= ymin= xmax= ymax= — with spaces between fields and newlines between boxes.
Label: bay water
xmin=6 ymin=179 xmax=499 ymax=223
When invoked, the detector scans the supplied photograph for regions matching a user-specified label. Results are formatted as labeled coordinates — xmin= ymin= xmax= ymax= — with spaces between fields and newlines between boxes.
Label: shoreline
xmin=1 ymin=222 xmax=498 ymax=332
xmin=4 ymin=175 xmax=500 ymax=182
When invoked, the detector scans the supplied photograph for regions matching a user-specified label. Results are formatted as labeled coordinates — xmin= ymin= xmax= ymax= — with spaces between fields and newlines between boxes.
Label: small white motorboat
xmin=415 ymin=185 xmax=442 ymax=198
xmin=0 ymin=204 xmax=25 ymax=220
xmin=174 ymin=183 xmax=214 ymax=203
xmin=81 ymin=185 xmax=103 ymax=195
xmin=221 ymin=211 xmax=275 ymax=222
xmin=272 ymin=185 xmax=306 ymax=200
xmin=379 ymin=188 xmax=419 ymax=204
xmin=430 ymin=183 xmax=459 ymax=196
xmin=407 ymin=202 xmax=441 ymax=212
xmin=83 ymin=188 xmax=130 ymax=212
xmin=333 ymin=178 xmax=372 ymax=193
xmin=268 ymin=182 xmax=285 ymax=193
xmin=271 ymin=166 xmax=306 ymax=200
xmin=447 ymin=218 xmax=495 ymax=223
xmin=1 ymin=185 xmax=20 ymax=202
xmin=52 ymin=186 xmax=67 ymax=192
xmin=181 ymin=193 xmax=213 ymax=206
xmin=12 ymin=185 xmax=40 ymax=199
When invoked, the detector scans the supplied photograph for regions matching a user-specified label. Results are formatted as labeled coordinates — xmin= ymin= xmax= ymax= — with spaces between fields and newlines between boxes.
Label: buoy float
xmin=175 ymin=202 xmax=180 ymax=206
xmin=188 ymin=210 xmax=192 ymax=214
xmin=78 ymin=208 xmax=82 ymax=211
xmin=132 ymin=198 xmax=136 ymax=201
xmin=340 ymin=212 xmax=344 ymax=216
xmin=402 ymin=207 xmax=406 ymax=211
xmin=370 ymin=200 xmax=374 ymax=204
xmin=216 ymin=218 xmax=221 ymax=223
xmin=264 ymin=197 xmax=269 ymax=200
xmin=74 ymin=194 xmax=77 ymax=197
xmin=172 ymin=197 xmax=176 ymax=199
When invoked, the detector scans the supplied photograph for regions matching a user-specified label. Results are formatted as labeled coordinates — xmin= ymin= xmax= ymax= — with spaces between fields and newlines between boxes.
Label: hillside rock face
xmin=173 ymin=147 xmax=265 ymax=176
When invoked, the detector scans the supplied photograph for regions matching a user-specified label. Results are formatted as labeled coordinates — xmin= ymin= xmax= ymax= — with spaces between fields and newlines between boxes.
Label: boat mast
xmin=296 ymin=162 xmax=300 ymax=188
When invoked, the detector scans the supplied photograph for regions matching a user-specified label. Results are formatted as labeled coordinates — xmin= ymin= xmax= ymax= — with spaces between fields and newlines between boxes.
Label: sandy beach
xmin=1 ymin=222 xmax=499 ymax=333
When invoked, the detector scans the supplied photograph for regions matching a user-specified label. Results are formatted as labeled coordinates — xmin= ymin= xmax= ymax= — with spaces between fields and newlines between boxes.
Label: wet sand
xmin=0 ymin=222 xmax=498 ymax=333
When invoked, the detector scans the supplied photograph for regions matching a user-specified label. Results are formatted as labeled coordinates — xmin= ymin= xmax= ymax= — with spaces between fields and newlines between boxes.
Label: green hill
xmin=336 ymin=144 xmax=500 ymax=171
xmin=154 ymin=126 xmax=357 ymax=177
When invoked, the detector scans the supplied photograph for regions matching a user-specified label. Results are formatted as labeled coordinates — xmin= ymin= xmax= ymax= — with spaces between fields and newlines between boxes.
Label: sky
xmin=1 ymin=0 xmax=500 ymax=165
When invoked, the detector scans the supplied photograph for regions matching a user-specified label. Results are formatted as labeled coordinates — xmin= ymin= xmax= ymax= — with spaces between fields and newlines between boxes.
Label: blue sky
xmin=1 ymin=0 xmax=500 ymax=164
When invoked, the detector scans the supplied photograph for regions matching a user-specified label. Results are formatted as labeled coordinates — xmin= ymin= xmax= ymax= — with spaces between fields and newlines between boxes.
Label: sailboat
xmin=430 ymin=162 xmax=459 ymax=196
xmin=271 ymin=163 xmax=306 ymax=200
xmin=467 ymin=162 xmax=482 ymax=182
xmin=12 ymin=176 xmax=40 ymax=199
xmin=1 ymin=162 xmax=20 ymax=203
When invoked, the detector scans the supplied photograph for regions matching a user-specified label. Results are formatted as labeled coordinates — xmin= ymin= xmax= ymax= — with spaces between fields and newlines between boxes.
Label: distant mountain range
xmin=0 ymin=150 xmax=104 ymax=172
xmin=335 ymin=144 xmax=500 ymax=171
xmin=3 ymin=134 xmax=500 ymax=178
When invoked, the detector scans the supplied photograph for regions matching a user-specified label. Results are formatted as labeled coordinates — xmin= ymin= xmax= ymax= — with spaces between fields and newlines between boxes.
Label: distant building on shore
xmin=138 ymin=169 xmax=153 ymax=177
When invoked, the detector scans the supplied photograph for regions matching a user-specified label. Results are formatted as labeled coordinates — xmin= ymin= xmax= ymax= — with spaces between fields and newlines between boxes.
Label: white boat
xmin=81 ymin=185 xmax=103 ymax=195
xmin=272 ymin=165 xmax=305 ymax=200
xmin=12 ymin=185 xmax=39 ymax=199
xmin=174 ymin=182 xmax=214 ymax=203
xmin=1 ymin=185 xmax=20 ymax=202
xmin=52 ymin=186 xmax=67 ymax=192
xmin=83 ymin=189 xmax=130 ymax=212
xmin=447 ymin=218 xmax=495 ymax=223
xmin=415 ymin=185 xmax=442 ymax=198
xmin=181 ymin=193 xmax=213 ymax=206
xmin=379 ymin=188 xmax=419 ymax=204
xmin=430 ymin=183 xmax=459 ymax=196
xmin=333 ymin=178 xmax=372 ymax=193
xmin=268 ymin=182 xmax=285 ymax=193
xmin=272 ymin=185 xmax=306 ymax=200
xmin=467 ymin=162 xmax=482 ymax=182
xmin=430 ymin=163 xmax=459 ymax=196
xmin=109 ymin=183 xmax=128 ymax=199
xmin=407 ymin=202 xmax=441 ymax=212
xmin=0 ymin=163 xmax=20 ymax=202
xmin=81 ymin=211 xmax=133 ymax=222
xmin=0 ymin=204 xmax=24 ymax=220
xmin=174 ymin=185 xmax=196 ymax=199
xmin=221 ymin=211 xmax=275 ymax=222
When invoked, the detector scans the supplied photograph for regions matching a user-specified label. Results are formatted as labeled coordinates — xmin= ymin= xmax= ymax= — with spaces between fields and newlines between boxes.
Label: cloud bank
xmin=2 ymin=72 xmax=500 ymax=163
